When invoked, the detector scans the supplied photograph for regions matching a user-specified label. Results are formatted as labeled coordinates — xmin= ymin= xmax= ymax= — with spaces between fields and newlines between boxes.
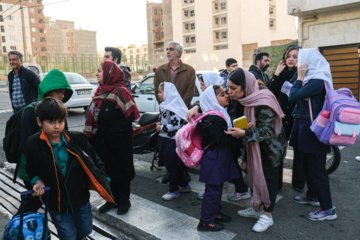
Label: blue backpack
xmin=3 ymin=187 xmax=50 ymax=240
xmin=310 ymin=81 xmax=360 ymax=146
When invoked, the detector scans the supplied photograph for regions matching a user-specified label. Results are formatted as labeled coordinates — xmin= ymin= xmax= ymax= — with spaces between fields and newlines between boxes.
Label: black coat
xmin=8 ymin=66 xmax=40 ymax=110
xmin=92 ymin=100 xmax=135 ymax=183
xmin=26 ymin=130 xmax=114 ymax=213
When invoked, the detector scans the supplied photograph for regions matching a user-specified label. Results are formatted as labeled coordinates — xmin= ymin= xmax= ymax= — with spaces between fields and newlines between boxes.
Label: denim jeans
xmin=49 ymin=201 xmax=93 ymax=240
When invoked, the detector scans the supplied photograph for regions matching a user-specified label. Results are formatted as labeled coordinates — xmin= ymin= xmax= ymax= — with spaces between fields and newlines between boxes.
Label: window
xmin=32 ymin=27 xmax=36 ymax=32
xmin=3 ymin=46 xmax=6 ymax=53
xmin=30 ymin=8 xmax=34 ymax=13
xmin=190 ymin=0 xmax=194 ymax=3
xmin=184 ymin=10 xmax=188 ymax=17
xmin=190 ymin=23 xmax=195 ymax=30
xmin=154 ymin=9 xmax=158 ymax=15
xmin=214 ymin=3 xmax=218 ymax=10
xmin=185 ymin=36 xmax=190 ymax=43
xmin=0 ymin=6 xmax=2 ymax=11
xmin=0 ymin=15 xmax=3 ymax=22
xmin=215 ymin=32 xmax=219 ymax=39
xmin=221 ymin=31 xmax=227 ymax=39
xmin=162 ymin=21 xmax=163 ymax=26
xmin=155 ymin=32 xmax=159 ymax=38
xmin=7 ymin=15 xmax=14 ymax=20
xmin=8 ymin=25 xmax=14 ymax=30
xmin=29 ymin=0 xmax=34 ymax=3
xmin=31 ymin=18 xmax=35 ymax=23
xmin=1 ymin=36 xmax=5 ymax=43
xmin=184 ymin=49 xmax=196 ymax=53
xmin=9 ymin=36 xmax=15 ymax=41
xmin=191 ymin=36 xmax=196 ymax=43
xmin=0 ymin=26 xmax=4 ymax=32
xmin=269 ymin=19 xmax=275 ymax=28
xmin=38 ymin=10 xmax=42 ymax=14
xmin=214 ymin=44 xmax=228 ymax=50
xmin=32 ymin=37 xmax=36 ymax=42
xmin=40 ymin=38 xmax=45 ymax=42
xmin=161 ymin=32 xmax=164 ymax=38
xmin=155 ymin=20 xmax=158 ymax=26
xmin=221 ymin=17 xmax=226 ymax=24
xmin=190 ymin=10 xmax=195 ymax=17
xmin=161 ymin=8 xmax=163 ymax=14
xmin=269 ymin=7 xmax=274 ymax=14
xmin=39 ymin=19 xmax=44 ymax=24
xmin=184 ymin=0 xmax=188 ymax=3
xmin=215 ymin=17 xmax=219 ymax=24
xmin=185 ymin=23 xmax=189 ymax=30
xmin=39 ymin=28 xmax=44 ymax=33
xmin=221 ymin=2 xmax=226 ymax=10
xmin=10 ymin=46 xmax=16 ymax=50
xmin=134 ymin=76 xmax=155 ymax=95
xmin=37 ymin=0 xmax=42 ymax=3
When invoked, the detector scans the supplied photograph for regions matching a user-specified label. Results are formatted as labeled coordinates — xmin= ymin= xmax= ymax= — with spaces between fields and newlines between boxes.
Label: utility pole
xmin=20 ymin=0 xmax=27 ymax=62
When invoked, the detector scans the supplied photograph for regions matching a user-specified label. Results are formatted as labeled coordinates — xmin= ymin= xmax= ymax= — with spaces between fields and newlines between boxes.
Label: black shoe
xmin=293 ymin=186 xmax=304 ymax=193
xmin=215 ymin=213 xmax=232 ymax=223
xmin=99 ymin=202 xmax=117 ymax=214
xmin=161 ymin=171 xmax=170 ymax=184
xmin=197 ymin=220 xmax=224 ymax=232
xmin=117 ymin=202 xmax=131 ymax=215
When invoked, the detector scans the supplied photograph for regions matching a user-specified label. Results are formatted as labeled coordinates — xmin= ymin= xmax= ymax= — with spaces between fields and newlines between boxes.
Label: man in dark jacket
xmin=8 ymin=51 xmax=40 ymax=113
xmin=249 ymin=52 xmax=270 ymax=85
xmin=104 ymin=46 xmax=132 ymax=92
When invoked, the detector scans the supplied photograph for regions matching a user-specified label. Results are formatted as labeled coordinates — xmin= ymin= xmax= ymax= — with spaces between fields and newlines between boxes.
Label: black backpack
xmin=3 ymin=103 xmax=36 ymax=179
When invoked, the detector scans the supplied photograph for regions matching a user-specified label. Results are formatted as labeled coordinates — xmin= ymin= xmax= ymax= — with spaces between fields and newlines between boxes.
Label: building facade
xmin=118 ymin=44 xmax=149 ymax=73
xmin=147 ymin=0 xmax=297 ymax=71
xmin=288 ymin=0 xmax=360 ymax=99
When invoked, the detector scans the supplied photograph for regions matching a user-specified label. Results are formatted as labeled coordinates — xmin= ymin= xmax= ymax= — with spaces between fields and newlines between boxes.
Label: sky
xmin=43 ymin=0 xmax=163 ymax=51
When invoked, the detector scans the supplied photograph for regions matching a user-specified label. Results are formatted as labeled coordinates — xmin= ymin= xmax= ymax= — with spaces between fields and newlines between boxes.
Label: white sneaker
xmin=162 ymin=191 xmax=180 ymax=201
xmin=197 ymin=191 xmax=204 ymax=200
xmin=252 ymin=214 xmax=274 ymax=233
xmin=237 ymin=207 xmax=263 ymax=219
xmin=355 ymin=156 xmax=360 ymax=162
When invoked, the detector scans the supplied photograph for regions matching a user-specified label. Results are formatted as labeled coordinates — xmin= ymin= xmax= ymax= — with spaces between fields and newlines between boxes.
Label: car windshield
xmin=66 ymin=74 xmax=89 ymax=84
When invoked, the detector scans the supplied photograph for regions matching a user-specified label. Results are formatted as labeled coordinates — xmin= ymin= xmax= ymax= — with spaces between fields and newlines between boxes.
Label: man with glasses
xmin=154 ymin=41 xmax=195 ymax=108
xmin=8 ymin=51 xmax=40 ymax=113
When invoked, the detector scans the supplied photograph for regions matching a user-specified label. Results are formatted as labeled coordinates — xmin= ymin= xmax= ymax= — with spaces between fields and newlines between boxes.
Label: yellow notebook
xmin=233 ymin=116 xmax=248 ymax=129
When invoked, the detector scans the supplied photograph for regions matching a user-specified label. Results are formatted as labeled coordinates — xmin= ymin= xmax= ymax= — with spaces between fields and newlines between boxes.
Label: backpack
xmin=3 ymin=103 xmax=36 ymax=181
xmin=310 ymin=81 xmax=360 ymax=146
xmin=175 ymin=110 xmax=226 ymax=167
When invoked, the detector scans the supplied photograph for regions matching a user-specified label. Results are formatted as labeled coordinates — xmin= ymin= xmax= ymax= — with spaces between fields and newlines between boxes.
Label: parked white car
xmin=131 ymin=71 xmax=220 ymax=113
xmin=41 ymin=72 xmax=97 ymax=110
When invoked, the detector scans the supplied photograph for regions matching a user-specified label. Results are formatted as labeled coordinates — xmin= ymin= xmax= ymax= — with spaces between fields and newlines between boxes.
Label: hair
xmin=257 ymin=80 xmax=268 ymax=90
xmin=225 ymin=58 xmax=237 ymax=67
xmin=35 ymin=97 xmax=68 ymax=123
xmin=104 ymin=47 xmax=121 ymax=64
xmin=283 ymin=45 xmax=299 ymax=60
xmin=8 ymin=51 xmax=23 ymax=61
xmin=168 ymin=41 xmax=183 ymax=58
xmin=159 ymin=82 xmax=165 ymax=90
xmin=228 ymin=68 xmax=246 ymax=90
xmin=254 ymin=52 xmax=269 ymax=65
xmin=212 ymin=84 xmax=223 ymax=96
xmin=198 ymin=74 xmax=204 ymax=82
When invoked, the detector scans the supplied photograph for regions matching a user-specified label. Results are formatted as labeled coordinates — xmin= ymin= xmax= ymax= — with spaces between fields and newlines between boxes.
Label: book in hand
xmin=233 ymin=116 xmax=248 ymax=129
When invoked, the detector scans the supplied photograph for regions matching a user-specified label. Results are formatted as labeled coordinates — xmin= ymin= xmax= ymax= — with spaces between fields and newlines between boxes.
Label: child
xmin=199 ymin=72 xmax=224 ymax=92
xmin=219 ymin=58 xmax=238 ymax=89
xmin=197 ymin=85 xmax=241 ymax=232
xmin=26 ymin=97 xmax=114 ymax=240
xmin=156 ymin=82 xmax=190 ymax=200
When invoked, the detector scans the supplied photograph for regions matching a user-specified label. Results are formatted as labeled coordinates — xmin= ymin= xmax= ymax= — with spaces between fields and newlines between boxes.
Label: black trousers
xmin=292 ymin=146 xmax=305 ymax=189
xmin=261 ymin=152 xmax=279 ymax=213
xmin=110 ymin=181 xmax=131 ymax=206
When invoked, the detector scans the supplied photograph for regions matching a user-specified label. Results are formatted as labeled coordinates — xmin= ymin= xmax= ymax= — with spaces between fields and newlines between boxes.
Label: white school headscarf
xmin=298 ymin=48 xmax=333 ymax=89
xmin=159 ymin=82 xmax=188 ymax=121
xmin=200 ymin=85 xmax=232 ymax=129
xmin=202 ymin=72 xmax=224 ymax=88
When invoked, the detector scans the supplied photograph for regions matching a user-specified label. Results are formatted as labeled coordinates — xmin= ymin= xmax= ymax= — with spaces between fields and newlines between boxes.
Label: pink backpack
xmin=175 ymin=110 xmax=226 ymax=167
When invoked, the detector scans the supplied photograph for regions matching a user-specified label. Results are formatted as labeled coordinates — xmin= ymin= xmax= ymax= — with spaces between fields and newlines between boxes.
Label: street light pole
xmin=20 ymin=0 xmax=27 ymax=62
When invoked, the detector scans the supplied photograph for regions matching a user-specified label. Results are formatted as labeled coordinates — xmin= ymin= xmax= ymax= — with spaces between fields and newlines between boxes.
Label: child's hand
xmin=186 ymin=106 xmax=199 ymax=122
xmin=225 ymin=127 xmax=245 ymax=138
xmin=248 ymin=122 xmax=254 ymax=128
xmin=32 ymin=179 xmax=45 ymax=197
xmin=297 ymin=63 xmax=307 ymax=81
xmin=156 ymin=123 xmax=162 ymax=132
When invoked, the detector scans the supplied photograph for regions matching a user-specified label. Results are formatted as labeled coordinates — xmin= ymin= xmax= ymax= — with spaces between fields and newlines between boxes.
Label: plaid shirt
xmin=11 ymin=73 xmax=26 ymax=111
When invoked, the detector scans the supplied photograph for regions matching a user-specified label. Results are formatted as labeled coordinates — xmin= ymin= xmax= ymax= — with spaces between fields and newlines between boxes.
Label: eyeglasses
xmin=166 ymin=48 xmax=175 ymax=51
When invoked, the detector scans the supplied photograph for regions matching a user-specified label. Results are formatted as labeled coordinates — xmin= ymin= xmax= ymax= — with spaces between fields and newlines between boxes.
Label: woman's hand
xmin=248 ymin=122 xmax=254 ymax=128
xmin=297 ymin=63 xmax=307 ymax=81
xmin=156 ymin=123 xmax=162 ymax=132
xmin=186 ymin=106 xmax=200 ymax=122
xmin=225 ymin=127 xmax=246 ymax=138
xmin=274 ymin=60 xmax=286 ymax=76
xmin=32 ymin=179 xmax=45 ymax=197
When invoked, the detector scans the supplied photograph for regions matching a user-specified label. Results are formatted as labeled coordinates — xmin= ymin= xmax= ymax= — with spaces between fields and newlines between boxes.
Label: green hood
xmin=38 ymin=69 xmax=73 ymax=103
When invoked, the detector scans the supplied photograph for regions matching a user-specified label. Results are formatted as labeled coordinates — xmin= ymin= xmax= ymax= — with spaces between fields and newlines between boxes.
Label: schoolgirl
xmin=197 ymin=85 xmax=241 ymax=232
xmin=156 ymin=82 xmax=190 ymax=200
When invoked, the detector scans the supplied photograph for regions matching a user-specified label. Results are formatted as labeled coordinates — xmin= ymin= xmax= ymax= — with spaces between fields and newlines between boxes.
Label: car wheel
xmin=83 ymin=106 xmax=88 ymax=111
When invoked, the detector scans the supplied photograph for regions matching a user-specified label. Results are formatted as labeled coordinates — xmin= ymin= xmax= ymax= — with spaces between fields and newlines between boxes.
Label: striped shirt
xmin=11 ymin=73 xmax=26 ymax=112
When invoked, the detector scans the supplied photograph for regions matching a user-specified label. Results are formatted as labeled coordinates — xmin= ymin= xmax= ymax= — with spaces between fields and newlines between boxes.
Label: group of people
xmin=6 ymin=39 xmax=340 ymax=238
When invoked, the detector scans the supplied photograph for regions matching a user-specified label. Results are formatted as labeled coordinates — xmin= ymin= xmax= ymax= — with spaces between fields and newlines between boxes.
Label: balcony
xmin=288 ymin=0 xmax=360 ymax=16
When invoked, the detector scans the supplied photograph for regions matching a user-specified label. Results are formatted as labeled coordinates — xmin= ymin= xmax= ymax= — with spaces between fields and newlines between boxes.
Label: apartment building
xmin=147 ymin=0 xmax=297 ymax=71
xmin=0 ymin=0 xmax=46 ymax=61
xmin=288 ymin=0 xmax=360 ymax=99
xmin=118 ymin=44 xmax=149 ymax=72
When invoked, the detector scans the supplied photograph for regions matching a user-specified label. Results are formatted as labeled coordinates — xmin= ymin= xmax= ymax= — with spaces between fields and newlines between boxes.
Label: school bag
xmin=3 ymin=187 xmax=50 ymax=240
xmin=175 ymin=110 xmax=226 ymax=167
xmin=310 ymin=81 xmax=360 ymax=146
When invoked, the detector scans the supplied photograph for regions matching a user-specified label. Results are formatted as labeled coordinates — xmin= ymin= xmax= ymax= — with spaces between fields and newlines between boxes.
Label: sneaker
xmin=252 ymin=214 xmax=274 ymax=232
xmin=197 ymin=191 xmax=204 ymax=200
xmin=215 ymin=213 xmax=232 ymax=223
xmin=179 ymin=184 xmax=191 ymax=193
xmin=237 ymin=207 xmax=263 ymax=219
xmin=356 ymin=156 xmax=360 ymax=162
xmin=227 ymin=192 xmax=251 ymax=201
xmin=162 ymin=191 xmax=180 ymax=201
xmin=197 ymin=220 xmax=224 ymax=232
xmin=307 ymin=206 xmax=337 ymax=221
xmin=98 ymin=202 xmax=117 ymax=214
xmin=294 ymin=195 xmax=320 ymax=206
